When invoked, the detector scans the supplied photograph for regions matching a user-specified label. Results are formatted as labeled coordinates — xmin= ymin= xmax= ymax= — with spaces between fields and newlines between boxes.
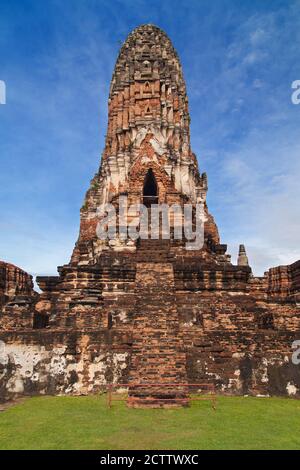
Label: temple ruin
xmin=0 ymin=24 xmax=299 ymax=406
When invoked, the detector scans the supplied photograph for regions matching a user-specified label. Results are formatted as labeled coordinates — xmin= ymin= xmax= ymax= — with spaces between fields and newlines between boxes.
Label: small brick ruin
xmin=0 ymin=25 xmax=299 ymax=406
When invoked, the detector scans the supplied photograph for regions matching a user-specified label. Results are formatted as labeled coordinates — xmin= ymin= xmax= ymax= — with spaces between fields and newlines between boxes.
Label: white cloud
xmin=217 ymin=125 xmax=300 ymax=275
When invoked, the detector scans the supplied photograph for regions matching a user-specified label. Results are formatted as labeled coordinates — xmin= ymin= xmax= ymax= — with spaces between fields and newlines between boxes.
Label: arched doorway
xmin=143 ymin=169 xmax=158 ymax=207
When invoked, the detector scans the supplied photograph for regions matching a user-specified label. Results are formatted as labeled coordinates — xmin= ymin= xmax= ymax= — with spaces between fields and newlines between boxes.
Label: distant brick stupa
xmin=0 ymin=25 xmax=299 ymax=406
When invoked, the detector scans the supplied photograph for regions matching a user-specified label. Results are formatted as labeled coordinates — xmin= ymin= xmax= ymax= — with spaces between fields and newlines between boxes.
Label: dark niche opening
xmin=33 ymin=312 xmax=49 ymax=329
xmin=107 ymin=312 xmax=113 ymax=329
xmin=143 ymin=168 xmax=158 ymax=206
xmin=259 ymin=312 xmax=275 ymax=330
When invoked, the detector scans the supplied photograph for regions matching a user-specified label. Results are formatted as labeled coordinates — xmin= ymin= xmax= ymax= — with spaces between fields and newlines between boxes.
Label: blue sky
xmin=0 ymin=0 xmax=299 ymax=280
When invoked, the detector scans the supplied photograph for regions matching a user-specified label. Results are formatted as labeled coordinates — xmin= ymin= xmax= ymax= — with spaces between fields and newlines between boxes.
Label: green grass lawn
xmin=0 ymin=394 xmax=299 ymax=450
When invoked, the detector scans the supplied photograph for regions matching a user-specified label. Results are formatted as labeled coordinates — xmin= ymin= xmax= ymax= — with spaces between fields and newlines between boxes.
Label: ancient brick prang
xmin=0 ymin=261 xmax=37 ymax=332
xmin=72 ymin=24 xmax=218 ymax=266
xmin=0 ymin=261 xmax=34 ymax=308
xmin=267 ymin=260 xmax=300 ymax=302
xmin=0 ymin=25 xmax=299 ymax=405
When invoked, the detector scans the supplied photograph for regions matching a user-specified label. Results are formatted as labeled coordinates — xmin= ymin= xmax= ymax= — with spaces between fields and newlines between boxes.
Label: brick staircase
xmin=127 ymin=239 xmax=189 ymax=407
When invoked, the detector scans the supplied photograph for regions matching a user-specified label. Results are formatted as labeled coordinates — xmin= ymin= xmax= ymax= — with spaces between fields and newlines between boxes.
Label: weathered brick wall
xmin=291 ymin=261 xmax=300 ymax=299
xmin=0 ymin=261 xmax=34 ymax=308
xmin=1 ymin=327 xmax=299 ymax=402
xmin=267 ymin=260 xmax=300 ymax=301
xmin=185 ymin=330 xmax=300 ymax=397
xmin=0 ymin=330 xmax=130 ymax=402
xmin=0 ymin=262 xmax=36 ymax=331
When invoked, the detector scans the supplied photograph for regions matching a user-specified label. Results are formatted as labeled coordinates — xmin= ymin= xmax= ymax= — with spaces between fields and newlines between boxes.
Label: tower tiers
xmin=61 ymin=25 xmax=224 ymax=407
xmin=71 ymin=24 xmax=220 ymax=266
xmin=39 ymin=25 xmax=244 ymax=407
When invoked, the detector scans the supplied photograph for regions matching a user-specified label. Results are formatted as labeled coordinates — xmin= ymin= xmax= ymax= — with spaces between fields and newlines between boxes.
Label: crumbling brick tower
xmin=42 ymin=23 xmax=219 ymax=407
xmin=0 ymin=25 xmax=299 ymax=405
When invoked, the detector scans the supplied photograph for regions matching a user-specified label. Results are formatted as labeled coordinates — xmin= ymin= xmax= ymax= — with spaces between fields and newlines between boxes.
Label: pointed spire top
xmin=110 ymin=23 xmax=185 ymax=98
